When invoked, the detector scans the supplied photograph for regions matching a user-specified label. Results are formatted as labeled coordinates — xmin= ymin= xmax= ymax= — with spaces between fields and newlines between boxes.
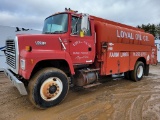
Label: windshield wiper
xmin=43 ymin=32 xmax=53 ymax=34
xmin=51 ymin=31 xmax=66 ymax=34
xmin=44 ymin=31 xmax=66 ymax=34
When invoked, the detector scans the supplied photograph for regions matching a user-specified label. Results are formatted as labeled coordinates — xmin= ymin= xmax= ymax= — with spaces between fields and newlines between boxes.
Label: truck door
xmin=69 ymin=16 xmax=95 ymax=64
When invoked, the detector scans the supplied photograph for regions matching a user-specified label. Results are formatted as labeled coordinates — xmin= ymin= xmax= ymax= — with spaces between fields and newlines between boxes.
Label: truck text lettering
xmin=117 ymin=30 xmax=149 ymax=41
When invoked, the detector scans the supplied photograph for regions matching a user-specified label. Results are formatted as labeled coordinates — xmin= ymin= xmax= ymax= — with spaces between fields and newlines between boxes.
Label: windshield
xmin=42 ymin=14 xmax=68 ymax=34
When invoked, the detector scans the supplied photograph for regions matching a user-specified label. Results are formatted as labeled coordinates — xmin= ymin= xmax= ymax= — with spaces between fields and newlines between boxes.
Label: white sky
xmin=0 ymin=0 xmax=159 ymax=30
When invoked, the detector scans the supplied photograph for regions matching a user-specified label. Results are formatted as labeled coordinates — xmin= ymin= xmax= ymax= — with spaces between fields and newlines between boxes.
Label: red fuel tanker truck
xmin=4 ymin=9 xmax=157 ymax=109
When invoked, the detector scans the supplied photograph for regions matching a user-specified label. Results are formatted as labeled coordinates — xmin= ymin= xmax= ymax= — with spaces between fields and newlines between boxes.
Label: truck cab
xmin=4 ymin=9 xmax=97 ymax=109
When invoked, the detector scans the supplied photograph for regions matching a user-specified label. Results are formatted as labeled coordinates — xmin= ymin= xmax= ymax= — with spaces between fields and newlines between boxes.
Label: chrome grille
xmin=6 ymin=40 xmax=16 ymax=69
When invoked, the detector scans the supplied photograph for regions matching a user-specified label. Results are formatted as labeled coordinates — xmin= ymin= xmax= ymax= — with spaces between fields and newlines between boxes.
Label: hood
xmin=17 ymin=34 xmax=69 ymax=53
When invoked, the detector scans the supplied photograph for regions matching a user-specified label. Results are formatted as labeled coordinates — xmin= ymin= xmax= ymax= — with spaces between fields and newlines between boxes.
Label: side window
xmin=71 ymin=16 xmax=81 ymax=35
xmin=87 ymin=22 xmax=91 ymax=36
xmin=71 ymin=16 xmax=91 ymax=36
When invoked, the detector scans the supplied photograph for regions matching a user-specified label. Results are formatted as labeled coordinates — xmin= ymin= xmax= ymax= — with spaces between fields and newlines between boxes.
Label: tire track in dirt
xmin=142 ymin=94 xmax=160 ymax=120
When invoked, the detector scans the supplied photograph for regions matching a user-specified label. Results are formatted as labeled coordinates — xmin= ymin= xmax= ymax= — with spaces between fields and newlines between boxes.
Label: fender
xmin=129 ymin=52 xmax=151 ymax=70
xmin=19 ymin=49 xmax=75 ymax=79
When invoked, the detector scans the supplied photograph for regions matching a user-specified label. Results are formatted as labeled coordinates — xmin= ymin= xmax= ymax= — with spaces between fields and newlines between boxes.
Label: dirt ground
xmin=0 ymin=65 xmax=160 ymax=120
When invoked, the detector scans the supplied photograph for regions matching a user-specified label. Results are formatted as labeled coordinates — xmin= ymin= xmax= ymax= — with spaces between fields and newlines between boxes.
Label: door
xmin=69 ymin=15 xmax=95 ymax=64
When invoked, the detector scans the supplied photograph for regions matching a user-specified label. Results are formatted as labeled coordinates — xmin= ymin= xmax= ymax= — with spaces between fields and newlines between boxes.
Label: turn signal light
xmin=25 ymin=46 xmax=32 ymax=52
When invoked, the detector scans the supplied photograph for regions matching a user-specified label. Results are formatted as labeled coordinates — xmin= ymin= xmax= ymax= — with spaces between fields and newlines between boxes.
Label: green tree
xmin=136 ymin=23 xmax=160 ymax=37
xmin=156 ymin=24 xmax=160 ymax=35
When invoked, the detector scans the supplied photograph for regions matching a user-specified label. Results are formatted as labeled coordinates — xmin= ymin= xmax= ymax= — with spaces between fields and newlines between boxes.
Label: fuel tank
xmin=74 ymin=69 xmax=98 ymax=86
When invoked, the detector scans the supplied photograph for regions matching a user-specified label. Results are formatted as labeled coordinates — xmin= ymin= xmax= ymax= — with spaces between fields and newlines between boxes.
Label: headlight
xmin=20 ymin=59 xmax=25 ymax=70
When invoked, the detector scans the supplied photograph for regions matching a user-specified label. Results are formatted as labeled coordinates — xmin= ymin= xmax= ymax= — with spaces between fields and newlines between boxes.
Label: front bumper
xmin=4 ymin=69 xmax=28 ymax=95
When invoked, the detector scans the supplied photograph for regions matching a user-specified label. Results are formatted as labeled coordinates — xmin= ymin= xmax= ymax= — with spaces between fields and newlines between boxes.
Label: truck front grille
xmin=6 ymin=40 xmax=16 ymax=69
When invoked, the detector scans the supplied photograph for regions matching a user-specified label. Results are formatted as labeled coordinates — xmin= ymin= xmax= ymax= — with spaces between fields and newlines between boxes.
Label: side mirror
xmin=81 ymin=14 xmax=89 ymax=33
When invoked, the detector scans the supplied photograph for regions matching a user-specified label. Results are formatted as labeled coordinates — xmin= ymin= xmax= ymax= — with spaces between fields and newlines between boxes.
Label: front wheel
xmin=28 ymin=68 xmax=69 ymax=109
xmin=131 ymin=61 xmax=144 ymax=82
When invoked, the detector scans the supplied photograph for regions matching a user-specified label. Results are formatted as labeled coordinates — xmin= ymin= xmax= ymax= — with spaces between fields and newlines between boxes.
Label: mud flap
xmin=144 ymin=64 xmax=149 ymax=76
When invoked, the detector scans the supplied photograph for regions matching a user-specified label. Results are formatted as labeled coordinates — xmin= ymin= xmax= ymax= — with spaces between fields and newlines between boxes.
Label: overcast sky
xmin=0 ymin=0 xmax=159 ymax=30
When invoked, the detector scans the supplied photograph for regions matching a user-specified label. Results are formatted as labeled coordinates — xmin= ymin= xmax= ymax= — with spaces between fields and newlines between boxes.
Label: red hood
xmin=17 ymin=34 xmax=69 ymax=53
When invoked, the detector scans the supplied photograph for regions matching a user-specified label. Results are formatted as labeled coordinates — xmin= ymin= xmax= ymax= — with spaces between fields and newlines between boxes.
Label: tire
xmin=131 ymin=61 xmax=144 ymax=82
xmin=28 ymin=67 xmax=69 ymax=109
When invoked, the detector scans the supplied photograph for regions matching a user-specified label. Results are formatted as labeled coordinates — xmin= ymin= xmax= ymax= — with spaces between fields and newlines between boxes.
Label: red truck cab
xmin=18 ymin=11 xmax=96 ymax=79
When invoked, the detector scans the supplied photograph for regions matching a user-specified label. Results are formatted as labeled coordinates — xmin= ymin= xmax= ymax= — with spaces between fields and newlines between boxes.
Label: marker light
xmin=20 ymin=59 xmax=25 ymax=70
xmin=25 ymin=46 xmax=32 ymax=52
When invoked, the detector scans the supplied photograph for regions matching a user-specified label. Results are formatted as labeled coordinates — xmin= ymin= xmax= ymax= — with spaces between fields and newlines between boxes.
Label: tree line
xmin=137 ymin=23 xmax=160 ymax=39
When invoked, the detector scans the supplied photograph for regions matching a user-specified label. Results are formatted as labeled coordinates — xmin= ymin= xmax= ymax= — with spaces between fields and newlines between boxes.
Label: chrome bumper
xmin=4 ymin=69 xmax=28 ymax=95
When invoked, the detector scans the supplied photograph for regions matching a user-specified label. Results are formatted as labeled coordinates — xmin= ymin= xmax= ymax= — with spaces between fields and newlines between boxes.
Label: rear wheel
xmin=131 ymin=61 xmax=144 ymax=82
xmin=28 ymin=67 xmax=69 ymax=109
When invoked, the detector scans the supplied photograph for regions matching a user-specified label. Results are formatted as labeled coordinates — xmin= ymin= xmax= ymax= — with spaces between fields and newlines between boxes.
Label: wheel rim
xmin=40 ymin=77 xmax=63 ymax=101
xmin=137 ymin=66 xmax=143 ymax=78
